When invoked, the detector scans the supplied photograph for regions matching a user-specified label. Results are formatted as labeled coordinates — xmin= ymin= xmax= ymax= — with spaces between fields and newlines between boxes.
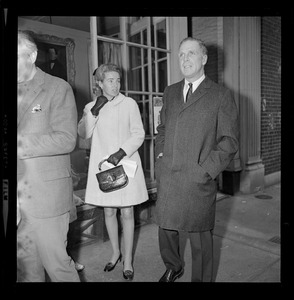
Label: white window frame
xmin=89 ymin=16 xmax=187 ymax=189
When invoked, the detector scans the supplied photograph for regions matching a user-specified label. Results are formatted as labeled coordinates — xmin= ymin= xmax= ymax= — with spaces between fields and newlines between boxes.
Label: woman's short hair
xmin=18 ymin=30 xmax=38 ymax=54
xmin=93 ymin=63 xmax=121 ymax=82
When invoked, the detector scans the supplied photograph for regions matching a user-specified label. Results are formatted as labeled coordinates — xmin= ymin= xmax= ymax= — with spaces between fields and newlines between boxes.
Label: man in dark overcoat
xmin=154 ymin=37 xmax=239 ymax=282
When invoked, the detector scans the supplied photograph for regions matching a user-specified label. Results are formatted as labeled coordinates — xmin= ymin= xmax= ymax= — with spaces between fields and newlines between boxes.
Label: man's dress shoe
xmin=74 ymin=261 xmax=85 ymax=272
xmin=159 ymin=268 xmax=184 ymax=282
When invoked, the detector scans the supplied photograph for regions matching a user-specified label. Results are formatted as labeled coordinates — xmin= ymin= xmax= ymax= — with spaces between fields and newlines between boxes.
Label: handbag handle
xmin=98 ymin=158 xmax=109 ymax=171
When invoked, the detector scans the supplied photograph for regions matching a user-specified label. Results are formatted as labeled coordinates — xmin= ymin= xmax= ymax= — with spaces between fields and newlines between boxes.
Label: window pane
xmin=98 ymin=41 xmax=122 ymax=65
xmin=139 ymin=139 xmax=151 ymax=178
xmin=97 ymin=17 xmax=121 ymax=39
xmin=128 ymin=46 xmax=141 ymax=68
xmin=143 ymin=48 xmax=148 ymax=64
xmin=143 ymin=29 xmax=147 ymax=46
xmin=142 ymin=100 xmax=149 ymax=135
xmin=144 ymin=66 xmax=148 ymax=92
xmin=128 ymin=95 xmax=150 ymax=136
xmin=151 ymin=18 xmax=166 ymax=49
xmin=158 ymin=50 xmax=167 ymax=60
xmin=128 ymin=93 xmax=142 ymax=102
xmin=128 ymin=69 xmax=142 ymax=91
xmin=152 ymin=51 xmax=156 ymax=92
xmin=137 ymin=101 xmax=144 ymax=122
xmin=128 ymin=46 xmax=142 ymax=91
xmin=97 ymin=41 xmax=124 ymax=89
xmin=145 ymin=101 xmax=151 ymax=136
xmin=156 ymin=19 xmax=167 ymax=49
xmin=158 ymin=60 xmax=167 ymax=92
xmin=151 ymin=22 xmax=155 ymax=47
xmin=126 ymin=17 xmax=147 ymax=45
xmin=129 ymin=32 xmax=140 ymax=44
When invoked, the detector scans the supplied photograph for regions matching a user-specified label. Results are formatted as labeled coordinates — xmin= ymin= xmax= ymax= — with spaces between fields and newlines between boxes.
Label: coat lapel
xmin=17 ymin=68 xmax=45 ymax=126
xmin=180 ymin=76 xmax=212 ymax=112
xmin=174 ymin=80 xmax=185 ymax=112
xmin=110 ymin=92 xmax=125 ymax=106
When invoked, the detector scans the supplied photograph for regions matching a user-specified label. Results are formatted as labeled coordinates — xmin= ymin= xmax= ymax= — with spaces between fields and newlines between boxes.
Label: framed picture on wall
xmin=23 ymin=30 xmax=76 ymax=88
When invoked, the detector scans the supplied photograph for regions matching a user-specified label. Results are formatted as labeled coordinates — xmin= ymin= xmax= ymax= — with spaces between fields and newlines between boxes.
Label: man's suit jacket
xmin=17 ymin=68 xmax=77 ymax=218
xmin=154 ymin=76 xmax=239 ymax=232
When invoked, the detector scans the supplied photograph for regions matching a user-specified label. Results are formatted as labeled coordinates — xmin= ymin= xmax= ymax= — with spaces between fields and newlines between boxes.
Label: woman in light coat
xmin=78 ymin=64 xmax=148 ymax=280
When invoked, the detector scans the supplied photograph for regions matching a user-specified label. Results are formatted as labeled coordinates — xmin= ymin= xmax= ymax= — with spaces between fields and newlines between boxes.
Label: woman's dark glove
xmin=107 ymin=148 xmax=126 ymax=166
xmin=90 ymin=95 xmax=108 ymax=117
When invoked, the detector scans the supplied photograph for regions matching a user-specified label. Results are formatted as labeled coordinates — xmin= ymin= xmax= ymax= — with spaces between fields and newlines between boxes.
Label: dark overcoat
xmin=153 ymin=76 xmax=239 ymax=232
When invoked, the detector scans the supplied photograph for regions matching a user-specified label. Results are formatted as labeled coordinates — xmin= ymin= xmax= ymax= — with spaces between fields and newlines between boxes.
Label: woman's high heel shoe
xmin=104 ymin=253 xmax=122 ymax=272
xmin=123 ymin=263 xmax=134 ymax=281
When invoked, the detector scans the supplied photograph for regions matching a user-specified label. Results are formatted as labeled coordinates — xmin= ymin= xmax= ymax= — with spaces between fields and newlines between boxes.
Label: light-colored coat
xmin=17 ymin=68 xmax=77 ymax=218
xmin=78 ymin=93 xmax=148 ymax=207
xmin=154 ymin=77 xmax=239 ymax=232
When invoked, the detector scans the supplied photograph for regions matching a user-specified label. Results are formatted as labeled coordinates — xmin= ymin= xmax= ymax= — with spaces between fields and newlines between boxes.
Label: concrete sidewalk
xmin=71 ymin=183 xmax=281 ymax=282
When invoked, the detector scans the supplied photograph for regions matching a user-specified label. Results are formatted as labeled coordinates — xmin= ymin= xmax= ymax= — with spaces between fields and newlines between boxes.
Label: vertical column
xmin=222 ymin=17 xmax=242 ymax=195
xmin=239 ymin=17 xmax=264 ymax=193
xmin=119 ymin=17 xmax=128 ymax=91
xmin=217 ymin=17 xmax=224 ymax=85
xmin=78 ymin=17 xmax=98 ymax=149
xmin=169 ymin=17 xmax=187 ymax=84
xmin=90 ymin=17 xmax=98 ymax=73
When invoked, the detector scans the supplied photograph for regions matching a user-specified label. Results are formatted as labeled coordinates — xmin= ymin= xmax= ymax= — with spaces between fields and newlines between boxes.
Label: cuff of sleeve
xmin=199 ymin=162 xmax=215 ymax=180
xmin=157 ymin=153 xmax=163 ymax=159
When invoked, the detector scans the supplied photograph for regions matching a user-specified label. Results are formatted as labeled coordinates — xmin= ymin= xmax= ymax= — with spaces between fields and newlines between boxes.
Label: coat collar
xmin=17 ymin=67 xmax=45 ymax=126
xmin=179 ymin=76 xmax=212 ymax=111
xmin=108 ymin=92 xmax=125 ymax=106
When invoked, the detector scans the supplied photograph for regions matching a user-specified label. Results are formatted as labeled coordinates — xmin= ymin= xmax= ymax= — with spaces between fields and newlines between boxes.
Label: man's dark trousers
xmin=158 ymin=227 xmax=213 ymax=282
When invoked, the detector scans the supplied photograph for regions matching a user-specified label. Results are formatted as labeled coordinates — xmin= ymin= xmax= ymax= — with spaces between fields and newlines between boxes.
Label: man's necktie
xmin=185 ymin=82 xmax=193 ymax=103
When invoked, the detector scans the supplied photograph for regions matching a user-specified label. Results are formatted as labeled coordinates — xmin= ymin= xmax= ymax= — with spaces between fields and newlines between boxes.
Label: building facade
xmin=18 ymin=16 xmax=281 ymax=195
xmin=190 ymin=16 xmax=281 ymax=194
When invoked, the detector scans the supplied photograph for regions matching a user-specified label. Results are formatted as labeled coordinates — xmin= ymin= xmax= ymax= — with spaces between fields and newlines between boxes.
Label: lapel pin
xmin=32 ymin=104 xmax=42 ymax=113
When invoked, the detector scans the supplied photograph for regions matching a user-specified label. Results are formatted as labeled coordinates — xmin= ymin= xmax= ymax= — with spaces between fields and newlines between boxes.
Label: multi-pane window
xmin=92 ymin=17 xmax=170 ymax=189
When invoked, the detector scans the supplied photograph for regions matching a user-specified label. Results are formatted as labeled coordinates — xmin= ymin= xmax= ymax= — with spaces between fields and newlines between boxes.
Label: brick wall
xmin=191 ymin=17 xmax=281 ymax=176
xmin=261 ymin=17 xmax=281 ymax=175
xmin=191 ymin=17 xmax=219 ymax=83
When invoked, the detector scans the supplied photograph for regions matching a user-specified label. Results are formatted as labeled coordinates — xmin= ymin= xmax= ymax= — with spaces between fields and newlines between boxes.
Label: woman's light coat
xmin=78 ymin=93 xmax=148 ymax=207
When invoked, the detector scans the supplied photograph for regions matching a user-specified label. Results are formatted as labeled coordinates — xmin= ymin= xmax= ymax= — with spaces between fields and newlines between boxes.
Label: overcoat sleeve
xmin=77 ymin=101 xmax=98 ymax=140
xmin=201 ymin=89 xmax=239 ymax=179
xmin=18 ymin=81 xmax=77 ymax=159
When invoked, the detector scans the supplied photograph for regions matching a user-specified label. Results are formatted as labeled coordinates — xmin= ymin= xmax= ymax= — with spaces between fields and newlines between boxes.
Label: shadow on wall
xmin=205 ymin=43 xmax=222 ymax=84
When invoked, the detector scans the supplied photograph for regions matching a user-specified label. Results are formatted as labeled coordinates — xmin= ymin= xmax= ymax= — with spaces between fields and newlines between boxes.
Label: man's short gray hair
xmin=18 ymin=30 xmax=38 ymax=54
xmin=179 ymin=37 xmax=208 ymax=56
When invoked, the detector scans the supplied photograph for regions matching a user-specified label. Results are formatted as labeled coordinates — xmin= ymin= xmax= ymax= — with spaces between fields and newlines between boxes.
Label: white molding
xmin=18 ymin=17 xmax=90 ymax=40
